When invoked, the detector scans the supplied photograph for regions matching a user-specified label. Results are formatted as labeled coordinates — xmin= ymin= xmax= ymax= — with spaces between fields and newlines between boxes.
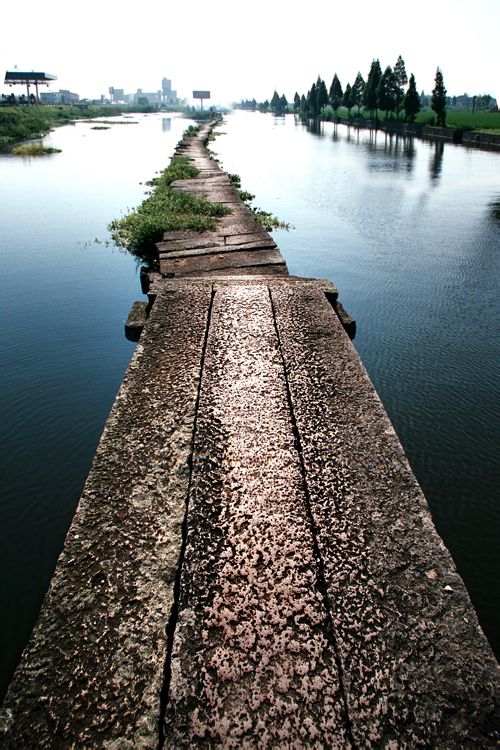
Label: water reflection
xmin=162 ymin=118 xmax=171 ymax=132
xmin=429 ymin=141 xmax=444 ymax=183
xmin=488 ymin=196 xmax=500 ymax=221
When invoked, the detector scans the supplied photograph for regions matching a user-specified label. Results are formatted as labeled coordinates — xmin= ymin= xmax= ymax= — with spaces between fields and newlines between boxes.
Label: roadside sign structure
xmin=4 ymin=71 xmax=57 ymax=104
xmin=193 ymin=90 xmax=210 ymax=110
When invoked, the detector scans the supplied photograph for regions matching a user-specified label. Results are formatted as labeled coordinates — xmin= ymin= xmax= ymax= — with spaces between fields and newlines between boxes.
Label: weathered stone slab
xmin=183 ymin=264 xmax=289 ymax=277
xmin=176 ymin=189 xmax=241 ymax=204
xmin=163 ymin=283 xmax=349 ymax=746
xmin=0 ymin=284 xmax=214 ymax=748
xmin=157 ymin=236 xmax=221 ymax=253
xmin=214 ymin=223 xmax=265 ymax=237
xmin=160 ymin=248 xmax=287 ymax=276
xmin=269 ymin=283 xmax=498 ymax=747
xmin=170 ymin=176 xmax=231 ymax=189
xmin=124 ymin=300 xmax=148 ymax=341
xmin=224 ymin=230 xmax=273 ymax=246
xmin=159 ymin=239 xmax=277 ymax=261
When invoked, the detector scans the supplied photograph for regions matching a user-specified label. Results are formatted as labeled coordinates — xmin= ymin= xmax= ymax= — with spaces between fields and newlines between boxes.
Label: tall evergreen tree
xmin=342 ymin=83 xmax=354 ymax=117
xmin=431 ymin=67 xmax=447 ymax=126
xmin=394 ymin=55 xmax=408 ymax=118
xmin=279 ymin=94 xmax=288 ymax=113
xmin=293 ymin=92 xmax=301 ymax=111
xmin=352 ymin=72 xmax=365 ymax=115
xmin=329 ymin=74 xmax=343 ymax=115
xmin=317 ymin=77 xmax=329 ymax=114
xmin=403 ymin=73 xmax=421 ymax=122
xmin=270 ymin=90 xmax=281 ymax=112
xmin=363 ymin=59 xmax=382 ymax=118
xmin=377 ymin=66 xmax=397 ymax=118
xmin=307 ymin=82 xmax=319 ymax=117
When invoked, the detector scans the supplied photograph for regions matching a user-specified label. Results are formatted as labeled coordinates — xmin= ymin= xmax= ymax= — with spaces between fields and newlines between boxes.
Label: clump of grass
xmin=11 ymin=143 xmax=61 ymax=156
xmin=239 ymin=190 xmax=256 ymax=203
xmin=108 ymin=156 xmax=230 ymax=261
xmin=183 ymin=125 xmax=200 ymax=138
xmin=228 ymin=173 xmax=291 ymax=231
xmin=91 ymin=126 xmax=110 ymax=130
xmin=251 ymin=208 xmax=291 ymax=231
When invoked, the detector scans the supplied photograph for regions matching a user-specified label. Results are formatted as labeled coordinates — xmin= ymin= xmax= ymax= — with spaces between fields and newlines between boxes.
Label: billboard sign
xmin=193 ymin=90 xmax=210 ymax=100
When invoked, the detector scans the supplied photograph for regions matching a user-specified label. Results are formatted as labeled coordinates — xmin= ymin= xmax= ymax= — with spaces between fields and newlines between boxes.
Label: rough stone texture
xmin=1 ymin=277 xmax=497 ymax=747
xmin=0 ymin=284 xmax=213 ymax=748
xmin=1 ymin=125 xmax=497 ymax=749
xmin=158 ymin=122 xmax=288 ymax=279
xmin=160 ymin=248 xmax=286 ymax=277
xmin=270 ymin=283 xmax=498 ymax=747
xmin=124 ymin=299 xmax=148 ymax=341
xmin=163 ymin=282 xmax=349 ymax=748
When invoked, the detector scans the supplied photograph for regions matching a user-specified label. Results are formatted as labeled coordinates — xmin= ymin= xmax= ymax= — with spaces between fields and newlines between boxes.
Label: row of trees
xmin=260 ymin=57 xmax=448 ymax=126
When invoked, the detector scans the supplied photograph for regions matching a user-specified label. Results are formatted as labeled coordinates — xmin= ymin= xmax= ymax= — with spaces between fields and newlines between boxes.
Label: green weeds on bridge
xmin=108 ymin=156 xmax=230 ymax=261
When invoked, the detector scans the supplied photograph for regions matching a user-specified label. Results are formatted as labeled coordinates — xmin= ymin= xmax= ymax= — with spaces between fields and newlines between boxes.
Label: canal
xmin=0 ymin=110 xmax=498 ymax=698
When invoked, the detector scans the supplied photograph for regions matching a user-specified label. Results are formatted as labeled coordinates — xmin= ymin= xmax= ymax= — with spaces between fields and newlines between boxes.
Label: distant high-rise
xmin=161 ymin=77 xmax=178 ymax=104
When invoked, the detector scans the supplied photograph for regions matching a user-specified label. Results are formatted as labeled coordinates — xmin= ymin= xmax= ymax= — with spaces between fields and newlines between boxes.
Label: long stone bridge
xmin=0 ymin=121 xmax=497 ymax=748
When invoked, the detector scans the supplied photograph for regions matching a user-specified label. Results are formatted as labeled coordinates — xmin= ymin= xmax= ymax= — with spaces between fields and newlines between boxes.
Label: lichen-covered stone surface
xmin=0 ymin=283 xmax=213 ymax=748
xmin=1 ymin=122 xmax=497 ymax=748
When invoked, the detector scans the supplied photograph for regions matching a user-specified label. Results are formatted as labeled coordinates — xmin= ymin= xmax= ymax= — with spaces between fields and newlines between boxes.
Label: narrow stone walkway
xmin=0 ymin=123 xmax=497 ymax=749
xmin=158 ymin=123 xmax=287 ymax=278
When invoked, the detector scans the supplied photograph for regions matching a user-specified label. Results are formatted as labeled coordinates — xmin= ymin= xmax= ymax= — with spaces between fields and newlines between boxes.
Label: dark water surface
xmin=0 ymin=113 xmax=193 ymax=697
xmin=212 ymin=112 xmax=499 ymax=655
xmin=0 ymin=111 xmax=498 ymax=700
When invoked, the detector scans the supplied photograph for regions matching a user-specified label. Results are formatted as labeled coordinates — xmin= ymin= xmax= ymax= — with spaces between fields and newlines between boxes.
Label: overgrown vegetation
xmin=0 ymin=104 xmax=151 ymax=152
xmin=108 ymin=156 xmax=230 ymax=261
xmin=182 ymin=125 xmax=200 ymax=138
xmin=228 ymin=172 xmax=291 ymax=231
xmin=11 ymin=143 xmax=62 ymax=156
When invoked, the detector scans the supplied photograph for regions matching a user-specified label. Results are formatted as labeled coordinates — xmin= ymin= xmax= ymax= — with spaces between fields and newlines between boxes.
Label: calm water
xmin=212 ymin=112 xmax=499 ymax=655
xmin=0 ymin=112 xmax=498 ymax=699
xmin=0 ymin=113 xmax=194 ymax=698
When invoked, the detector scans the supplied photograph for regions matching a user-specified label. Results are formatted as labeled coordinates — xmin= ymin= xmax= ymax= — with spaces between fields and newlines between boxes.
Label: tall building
xmin=161 ymin=77 xmax=178 ymax=104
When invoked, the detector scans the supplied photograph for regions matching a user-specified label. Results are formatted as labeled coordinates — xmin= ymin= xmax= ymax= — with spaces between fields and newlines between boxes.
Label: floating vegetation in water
xmin=91 ymin=126 xmax=110 ymax=130
xmin=81 ymin=120 xmax=139 ymax=126
xmin=251 ymin=207 xmax=291 ymax=231
xmin=11 ymin=143 xmax=62 ymax=156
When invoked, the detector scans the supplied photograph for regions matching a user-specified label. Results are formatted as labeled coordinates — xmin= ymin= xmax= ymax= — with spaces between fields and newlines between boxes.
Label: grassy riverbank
xmin=109 ymin=152 xmax=230 ymax=262
xmin=0 ymin=104 xmax=154 ymax=152
xmin=319 ymin=105 xmax=500 ymax=132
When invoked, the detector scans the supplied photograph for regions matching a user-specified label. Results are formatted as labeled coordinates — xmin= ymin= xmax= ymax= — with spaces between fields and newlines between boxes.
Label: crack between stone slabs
xmin=268 ymin=286 xmax=357 ymax=749
xmin=157 ymin=283 xmax=216 ymax=750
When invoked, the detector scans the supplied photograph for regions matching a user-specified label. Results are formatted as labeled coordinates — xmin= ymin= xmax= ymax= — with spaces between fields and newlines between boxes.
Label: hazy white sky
xmin=1 ymin=0 xmax=498 ymax=105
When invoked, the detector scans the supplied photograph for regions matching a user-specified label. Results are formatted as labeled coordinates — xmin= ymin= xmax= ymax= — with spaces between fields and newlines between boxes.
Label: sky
xmin=1 ymin=0 xmax=498 ymax=105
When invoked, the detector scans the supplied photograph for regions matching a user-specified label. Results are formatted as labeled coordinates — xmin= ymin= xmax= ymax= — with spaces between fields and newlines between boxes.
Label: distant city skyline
xmin=1 ymin=0 xmax=498 ymax=106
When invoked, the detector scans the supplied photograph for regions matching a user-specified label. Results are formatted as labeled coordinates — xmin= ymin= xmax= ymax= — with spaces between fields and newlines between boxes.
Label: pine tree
xmin=377 ymin=66 xmax=397 ymax=118
xmin=329 ymin=74 xmax=343 ymax=115
xmin=307 ymin=83 xmax=318 ymax=117
xmin=403 ymin=73 xmax=421 ymax=122
xmin=270 ymin=90 xmax=281 ymax=113
xmin=431 ymin=68 xmax=447 ymax=126
xmin=317 ymin=77 xmax=329 ymax=114
xmin=394 ymin=55 xmax=408 ymax=118
xmin=279 ymin=94 xmax=288 ymax=113
xmin=293 ymin=92 xmax=301 ymax=111
xmin=343 ymin=83 xmax=353 ymax=117
xmin=352 ymin=72 xmax=365 ymax=116
xmin=363 ymin=59 xmax=382 ymax=118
